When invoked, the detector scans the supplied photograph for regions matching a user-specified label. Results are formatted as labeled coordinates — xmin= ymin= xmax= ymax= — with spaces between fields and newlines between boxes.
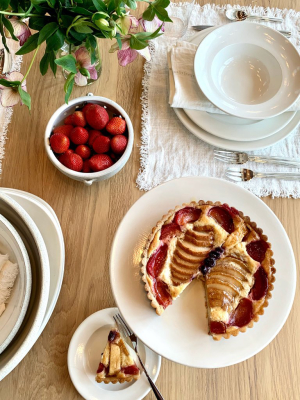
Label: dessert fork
xmin=214 ymin=150 xmax=300 ymax=168
xmin=114 ymin=313 xmax=164 ymax=400
xmin=225 ymin=168 xmax=300 ymax=182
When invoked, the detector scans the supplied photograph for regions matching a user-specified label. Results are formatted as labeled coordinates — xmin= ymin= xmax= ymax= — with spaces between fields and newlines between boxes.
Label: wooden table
xmin=0 ymin=1 xmax=299 ymax=399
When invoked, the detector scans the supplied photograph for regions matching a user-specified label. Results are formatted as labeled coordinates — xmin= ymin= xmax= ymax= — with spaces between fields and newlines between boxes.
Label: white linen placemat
xmin=137 ymin=3 xmax=300 ymax=198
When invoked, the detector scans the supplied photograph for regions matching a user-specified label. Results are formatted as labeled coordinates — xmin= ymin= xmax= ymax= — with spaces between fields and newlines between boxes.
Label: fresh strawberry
xmin=50 ymin=133 xmax=70 ymax=154
xmin=64 ymin=115 xmax=73 ymax=125
xmin=82 ymin=159 xmax=92 ymax=173
xmin=82 ymin=103 xmax=94 ymax=116
xmin=65 ymin=111 xmax=86 ymax=127
xmin=89 ymin=154 xmax=113 ymax=172
xmin=75 ymin=145 xmax=91 ymax=160
xmin=70 ymin=127 xmax=89 ymax=145
xmin=85 ymin=104 xmax=109 ymax=130
xmin=88 ymin=130 xmax=101 ymax=147
xmin=53 ymin=125 xmax=73 ymax=137
xmin=111 ymin=135 xmax=127 ymax=155
xmin=93 ymin=135 xmax=110 ymax=154
xmin=106 ymin=117 xmax=126 ymax=135
xmin=59 ymin=153 xmax=83 ymax=172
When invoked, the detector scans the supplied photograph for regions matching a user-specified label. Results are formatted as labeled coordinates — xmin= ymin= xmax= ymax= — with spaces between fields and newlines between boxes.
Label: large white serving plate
xmin=194 ymin=23 xmax=300 ymax=119
xmin=185 ymin=28 xmax=297 ymax=142
xmin=110 ymin=177 xmax=296 ymax=368
xmin=175 ymin=108 xmax=300 ymax=151
xmin=1 ymin=189 xmax=65 ymax=333
xmin=68 ymin=308 xmax=161 ymax=400
xmin=0 ymin=215 xmax=31 ymax=354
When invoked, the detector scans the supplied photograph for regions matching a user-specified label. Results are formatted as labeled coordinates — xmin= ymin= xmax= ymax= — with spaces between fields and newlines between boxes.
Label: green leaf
xmin=46 ymin=29 xmax=65 ymax=52
xmin=49 ymin=50 xmax=57 ymax=76
xmin=29 ymin=16 xmax=51 ymax=31
xmin=64 ymin=72 xmax=75 ymax=104
xmin=2 ymin=16 xmax=18 ymax=41
xmin=74 ymin=24 xmax=93 ymax=34
xmin=153 ymin=5 xmax=172 ymax=22
xmin=125 ymin=0 xmax=136 ymax=9
xmin=55 ymin=54 xmax=77 ymax=73
xmin=38 ymin=22 xmax=58 ymax=45
xmin=133 ymin=26 xmax=163 ymax=41
xmin=47 ymin=0 xmax=56 ymax=7
xmin=79 ymin=67 xmax=90 ymax=78
xmin=69 ymin=6 xmax=93 ymax=15
xmin=142 ymin=6 xmax=156 ymax=21
xmin=0 ymin=16 xmax=9 ymax=52
xmin=40 ymin=51 xmax=50 ymax=75
xmin=70 ymin=29 xmax=87 ymax=42
xmin=0 ymin=79 xmax=21 ymax=87
xmin=16 ymin=32 xmax=39 ymax=55
xmin=92 ymin=0 xmax=107 ymax=12
xmin=155 ymin=0 xmax=169 ymax=8
xmin=18 ymin=86 xmax=31 ymax=110
xmin=116 ymin=35 xmax=122 ymax=50
xmin=0 ymin=0 xmax=10 ymax=11
xmin=130 ymin=35 xmax=148 ymax=50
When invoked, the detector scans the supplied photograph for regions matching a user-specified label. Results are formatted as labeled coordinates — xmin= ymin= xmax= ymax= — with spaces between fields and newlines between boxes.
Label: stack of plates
xmin=175 ymin=23 xmax=300 ymax=151
xmin=0 ymin=189 xmax=64 ymax=381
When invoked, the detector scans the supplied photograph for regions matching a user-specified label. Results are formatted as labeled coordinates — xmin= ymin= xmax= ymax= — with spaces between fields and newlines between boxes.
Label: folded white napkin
xmin=168 ymin=40 xmax=300 ymax=113
xmin=0 ymin=253 xmax=18 ymax=315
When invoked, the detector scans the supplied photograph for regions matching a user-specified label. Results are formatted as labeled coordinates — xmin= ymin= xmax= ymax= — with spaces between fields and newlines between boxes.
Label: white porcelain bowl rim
xmin=0 ymin=214 xmax=31 ymax=353
xmin=44 ymin=95 xmax=134 ymax=180
xmin=194 ymin=23 xmax=300 ymax=119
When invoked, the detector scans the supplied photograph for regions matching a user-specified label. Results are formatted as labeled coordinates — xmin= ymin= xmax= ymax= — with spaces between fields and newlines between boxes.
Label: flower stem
xmin=21 ymin=45 xmax=40 ymax=84
xmin=0 ymin=11 xmax=36 ymax=17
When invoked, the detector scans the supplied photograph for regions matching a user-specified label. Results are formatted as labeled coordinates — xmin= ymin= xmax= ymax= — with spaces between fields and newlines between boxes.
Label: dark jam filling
xmin=159 ymin=222 xmax=181 ymax=243
xmin=153 ymin=280 xmax=172 ymax=309
xmin=201 ymin=247 xmax=224 ymax=275
xmin=121 ymin=365 xmax=140 ymax=375
xmin=97 ymin=362 xmax=109 ymax=374
xmin=250 ymin=266 xmax=268 ymax=301
xmin=246 ymin=240 xmax=269 ymax=262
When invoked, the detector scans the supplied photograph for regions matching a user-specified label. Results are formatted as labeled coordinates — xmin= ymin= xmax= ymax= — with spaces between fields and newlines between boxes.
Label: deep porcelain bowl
xmin=45 ymin=94 xmax=134 ymax=186
xmin=194 ymin=23 xmax=300 ymax=119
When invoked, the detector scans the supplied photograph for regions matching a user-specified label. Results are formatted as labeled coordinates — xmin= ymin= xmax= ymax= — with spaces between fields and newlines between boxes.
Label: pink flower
xmin=110 ymin=40 xmax=151 ymax=67
xmin=139 ymin=16 xmax=165 ymax=33
xmin=74 ymin=47 xmax=98 ymax=86
xmin=5 ymin=17 xmax=31 ymax=46
xmin=0 ymin=72 xmax=27 ymax=107
xmin=116 ymin=14 xmax=139 ymax=35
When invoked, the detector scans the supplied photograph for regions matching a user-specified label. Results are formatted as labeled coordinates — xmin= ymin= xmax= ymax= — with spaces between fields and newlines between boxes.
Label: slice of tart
xmin=96 ymin=328 xmax=140 ymax=384
xmin=141 ymin=201 xmax=275 ymax=340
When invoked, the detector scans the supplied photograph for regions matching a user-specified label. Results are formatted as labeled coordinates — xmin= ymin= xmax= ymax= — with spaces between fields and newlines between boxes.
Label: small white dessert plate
xmin=110 ymin=177 xmax=296 ymax=368
xmin=194 ymin=23 xmax=300 ymax=119
xmin=68 ymin=308 xmax=161 ymax=400
xmin=175 ymin=108 xmax=300 ymax=151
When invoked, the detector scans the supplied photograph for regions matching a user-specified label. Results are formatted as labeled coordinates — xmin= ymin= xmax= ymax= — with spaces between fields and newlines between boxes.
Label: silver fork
xmin=214 ymin=150 xmax=300 ymax=168
xmin=226 ymin=168 xmax=300 ymax=182
xmin=114 ymin=314 xmax=164 ymax=400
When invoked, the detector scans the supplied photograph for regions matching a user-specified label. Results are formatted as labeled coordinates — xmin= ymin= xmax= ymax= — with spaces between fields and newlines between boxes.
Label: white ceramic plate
xmin=175 ymin=108 xmax=300 ymax=151
xmin=0 ymin=215 xmax=31 ymax=354
xmin=185 ymin=28 xmax=297 ymax=141
xmin=68 ymin=308 xmax=161 ymax=400
xmin=194 ymin=23 xmax=300 ymax=119
xmin=110 ymin=177 xmax=296 ymax=368
xmin=1 ymin=189 xmax=65 ymax=333
xmin=0 ymin=193 xmax=50 ymax=381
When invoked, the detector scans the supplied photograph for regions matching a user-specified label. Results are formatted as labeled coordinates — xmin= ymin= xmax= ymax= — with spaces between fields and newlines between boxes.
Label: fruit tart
xmin=96 ymin=328 xmax=140 ymax=384
xmin=141 ymin=201 xmax=276 ymax=340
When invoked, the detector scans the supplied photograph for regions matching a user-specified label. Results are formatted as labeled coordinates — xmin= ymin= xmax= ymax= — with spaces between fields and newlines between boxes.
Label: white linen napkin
xmin=168 ymin=39 xmax=300 ymax=113
xmin=137 ymin=3 xmax=300 ymax=198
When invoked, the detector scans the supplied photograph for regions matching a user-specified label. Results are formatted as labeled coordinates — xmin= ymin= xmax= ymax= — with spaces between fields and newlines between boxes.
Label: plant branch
xmin=0 ymin=11 xmax=37 ymax=17
xmin=21 ymin=45 xmax=40 ymax=83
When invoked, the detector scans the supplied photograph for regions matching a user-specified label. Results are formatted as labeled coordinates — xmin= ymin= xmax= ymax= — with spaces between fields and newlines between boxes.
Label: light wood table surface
xmin=0 ymin=1 xmax=299 ymax=399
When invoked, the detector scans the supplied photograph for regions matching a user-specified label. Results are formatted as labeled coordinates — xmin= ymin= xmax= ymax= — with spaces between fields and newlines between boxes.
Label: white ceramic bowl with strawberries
xmin=45 ymin=94 xmax=134 ymax=185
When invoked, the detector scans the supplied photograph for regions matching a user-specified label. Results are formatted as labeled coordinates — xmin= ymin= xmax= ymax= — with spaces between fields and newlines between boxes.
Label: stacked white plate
xmin=0 ymin=189 xmax=65 ymax=381
xmin=175 ymin=23 xmax=300 ymax=151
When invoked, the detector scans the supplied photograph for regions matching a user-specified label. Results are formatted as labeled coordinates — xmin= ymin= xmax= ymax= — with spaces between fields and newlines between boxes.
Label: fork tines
xmin=214 ymin=150 xmax=240 ymax=164
xmin=113 ymin=313 xmax=132 ymax=338
xmin=225 ymin=168 xmax=245 ymax=182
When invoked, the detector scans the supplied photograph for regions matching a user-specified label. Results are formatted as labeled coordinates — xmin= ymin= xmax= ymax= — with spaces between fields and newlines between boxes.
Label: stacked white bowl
xmin=0 ymin=190 xmax=64 ymax=381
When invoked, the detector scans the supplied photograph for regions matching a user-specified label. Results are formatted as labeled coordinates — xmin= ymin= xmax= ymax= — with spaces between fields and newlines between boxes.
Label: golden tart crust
xmin=141 ymin=201 xmax=276 ymax=340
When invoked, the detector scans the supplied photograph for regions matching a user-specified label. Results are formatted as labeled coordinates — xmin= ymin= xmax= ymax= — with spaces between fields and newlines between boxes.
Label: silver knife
xmin=192 ymin=25 xmax=291 ymax=38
